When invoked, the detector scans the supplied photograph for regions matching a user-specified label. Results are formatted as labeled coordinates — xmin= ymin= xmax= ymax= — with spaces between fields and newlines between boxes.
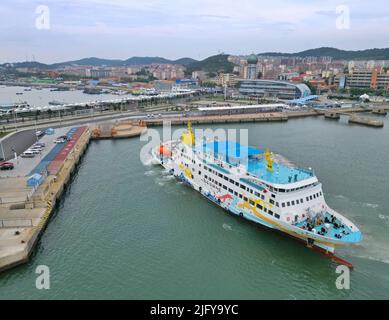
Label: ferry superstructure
xmin=152 ymin=123 xmax=362 ymax=256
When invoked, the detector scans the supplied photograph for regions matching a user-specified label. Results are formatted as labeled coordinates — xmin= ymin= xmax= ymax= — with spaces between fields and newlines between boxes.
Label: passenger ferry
xmin=152 ymin=122 xmax=362 ymax=257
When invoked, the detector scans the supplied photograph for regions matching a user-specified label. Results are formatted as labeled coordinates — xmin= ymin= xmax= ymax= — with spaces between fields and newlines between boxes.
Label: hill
xmin=1 ymin=56 xmax=198 ymax=69
xmin=185 ymin=54 xmax=234 ymax=75
xmin=258 ymin=47 xmax=389 ymax=60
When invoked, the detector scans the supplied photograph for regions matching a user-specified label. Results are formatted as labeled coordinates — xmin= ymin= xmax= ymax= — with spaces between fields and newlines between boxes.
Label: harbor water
xmin=0 ymin=86 xmax=133 ymax=108
xmin=0 ymin=116 xmax=389 ymax=299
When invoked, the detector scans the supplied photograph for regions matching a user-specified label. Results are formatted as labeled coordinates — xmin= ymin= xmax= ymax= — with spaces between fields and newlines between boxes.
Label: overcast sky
xmin=1 ymin=0 xmax=389 ymax=63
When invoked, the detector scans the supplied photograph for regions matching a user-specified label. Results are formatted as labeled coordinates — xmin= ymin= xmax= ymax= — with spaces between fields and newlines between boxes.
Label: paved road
xmin=1 ymin=130 xmax=36 ymax=161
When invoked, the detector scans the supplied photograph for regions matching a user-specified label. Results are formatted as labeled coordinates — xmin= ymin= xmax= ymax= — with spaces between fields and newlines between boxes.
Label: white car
xmin=54 ymin=138 xmax=67 ymax=144
xmin=27 ymin=148 xmax=42 ymax=154
xmin=21 ymin=151 xmax=35 ymax=158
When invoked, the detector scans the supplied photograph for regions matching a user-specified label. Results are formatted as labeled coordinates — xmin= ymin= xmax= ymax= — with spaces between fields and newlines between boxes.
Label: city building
xmin=90 ymin=68 xmax=112 ymax=78
xmin=335 ymin=68 xmax=389 ymax=91
xmin=217 ymin=73 xmax=238 ymax=87
xmin=238 ymin=79 xmax=311 ymax=100
xmin=246 ymin=54 xmax=259 ymax=80
xmin=192 ymin=70 xmax=208 ymax=82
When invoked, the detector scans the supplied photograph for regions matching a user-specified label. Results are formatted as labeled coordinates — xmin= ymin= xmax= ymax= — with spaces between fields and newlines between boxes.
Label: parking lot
xmin=0 ymin=127 xmax=71 ymax=178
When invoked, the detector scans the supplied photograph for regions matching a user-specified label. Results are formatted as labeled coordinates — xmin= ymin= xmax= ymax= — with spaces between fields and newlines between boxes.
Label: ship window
xmin=255 ymin=192 xmax=260 ymax=197
xmin=276 ymin=202 xmax=279 ymax=207
xmin=261 ymin=195 xmax=265 ymax=200
xmin=264 ymin=208 xmax=268 ymax=213
xmin=244 ymin=197 xmax=248 ymax=202
xmin=223 ymin=185 xmax=227 ymax=190
xmin=198 ymin=171 xmax=201 ymax=175
xmin=306 ymin=197 xmax=309 ymax=201
xmin=239 ymin=194 xmax=243 ymax=199
xmin=279 ymin=189 xmax=285 ymax=193
xmin=310 ymin=195 xmax=313 ymax=200
xmin=301 ymin=199 xmax=304 ymax=203
xmin=296 ymin=199 xmax=299 ymax=204
xmin=287 ymin=201 xmax=291 ymax=207
xmin=219 ymin=182 xmax=222 ymax=187
xmin=282 ymin=203 xmax=286 ymax=208
xmin=218 ymin=173 xmax=222 ymax=177
xmin=249 ymin=200 xmax=255 ymax=206
xmin=291 ymin=201 xmax=295 ymax=206
xmin=240 ymin=184 xmax=246 ymax=190
xmin=229 ymin=188 xmax=233 ymax=193
xmin=229 ymin=179 xmax=234 ymax=184
xmin=234 ymin=191 xmax=238 ymax=196
xmin=271 ymin=194 xmax=275 ymax=198
xmin=235 ymin=182 xmax=239 ymax=186
xmin=270 ymin=199 xmax=275 ymax=205
xmin=320 ymin=192 xmax=322 ymax=196
xmin=268 ymin=210 xmax=274 ymax=216
xmin=256 ymin=204 xmax=263 ymax=210
xmin=224 ymin=176 xmax=228 ymax=181
xmin=205 ymin=175 xmax=208 ymax=179
xmin=275 ymin=214 xmax=280 ymax=219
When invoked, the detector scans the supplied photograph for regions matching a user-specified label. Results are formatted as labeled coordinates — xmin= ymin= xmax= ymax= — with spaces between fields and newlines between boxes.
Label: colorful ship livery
xmin=152 ymin=122 xmax=362 ymax=260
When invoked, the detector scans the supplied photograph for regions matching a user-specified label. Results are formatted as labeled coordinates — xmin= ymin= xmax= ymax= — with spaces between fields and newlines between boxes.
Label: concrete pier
xmin=372 ymin=108 xmax=388 ymax=115
xmin=324 ymin=112 xmax=340 ymax=119
xmin=91 ymin=120 xmax=147 ymax=140
xmin=0 ymin=127 xmax=91 ymax=272
xmin=349 ymin=116 xmax=384 ymax=128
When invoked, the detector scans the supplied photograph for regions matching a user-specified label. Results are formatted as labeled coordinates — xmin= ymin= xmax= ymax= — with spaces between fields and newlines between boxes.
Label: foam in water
xmin=222 ymin=223 xmax=233 ymax=231
xmin=363 ymin=203 xmax=379 ymax=209
xmin=144 ymin=170 xmax=156 ymax=176
xmin=378 ymin=214 xmax=389 ymax=222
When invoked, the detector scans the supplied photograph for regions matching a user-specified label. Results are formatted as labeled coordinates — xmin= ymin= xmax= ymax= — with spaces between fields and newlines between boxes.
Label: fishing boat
xmin=152 ymin=122 xmax=362 ymax=263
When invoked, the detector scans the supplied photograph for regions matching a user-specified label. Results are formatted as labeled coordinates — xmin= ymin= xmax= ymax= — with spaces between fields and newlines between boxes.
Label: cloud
xmin=0 ymin=0 xmax=388 ymax=63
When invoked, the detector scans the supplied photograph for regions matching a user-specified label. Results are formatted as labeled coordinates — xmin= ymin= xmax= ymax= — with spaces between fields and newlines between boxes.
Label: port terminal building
xmin=196 ymin=104 xmax=286 ymax=116
xmin=238 ymin=80 xmax=312 ymax=100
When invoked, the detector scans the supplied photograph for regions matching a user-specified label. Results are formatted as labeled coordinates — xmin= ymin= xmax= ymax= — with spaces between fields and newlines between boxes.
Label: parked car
xmin=0 ymin=162 xmax=14 ymax=170
xmin=57 ymin=135 xmax=69 ymax=141
xmin=33 ymin=143 xmax=46 ymax=148
xmin=54 ymin=138 xmax=66 ymax=144
xmin=35 ymin=130 xmax=45 ymax=138
xmin=21 ymin=151 xmax=35 ymax=158
xmin=27 ymin=148 xmax=42 ymax=155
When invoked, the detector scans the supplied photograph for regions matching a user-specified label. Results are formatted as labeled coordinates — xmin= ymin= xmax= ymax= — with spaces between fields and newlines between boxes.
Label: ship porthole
xmin=239 ymin=212 xmax=244 ymax=217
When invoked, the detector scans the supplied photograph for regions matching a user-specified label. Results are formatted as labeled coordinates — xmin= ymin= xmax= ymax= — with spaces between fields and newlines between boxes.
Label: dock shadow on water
xmin=1 ymin=118 xmax=389 ymax=299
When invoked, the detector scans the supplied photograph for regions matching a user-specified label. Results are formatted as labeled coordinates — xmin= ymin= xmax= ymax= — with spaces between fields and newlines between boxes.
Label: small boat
xmin=49 ymin=100 xmax=65 ymax=106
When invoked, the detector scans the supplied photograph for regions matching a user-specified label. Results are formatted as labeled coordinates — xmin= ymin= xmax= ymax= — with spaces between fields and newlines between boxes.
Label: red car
xmin=0 ymin=162 xmax=14 ymax=170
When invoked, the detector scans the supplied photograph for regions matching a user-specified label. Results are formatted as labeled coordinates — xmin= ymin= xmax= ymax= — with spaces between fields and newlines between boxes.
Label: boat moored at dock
xmin=152 ymin=122 xmax=362 ymax=258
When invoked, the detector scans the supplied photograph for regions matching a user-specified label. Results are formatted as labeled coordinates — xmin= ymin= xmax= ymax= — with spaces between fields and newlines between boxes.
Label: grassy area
xmin=0 ymin=131 xmax=12 ymax=139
